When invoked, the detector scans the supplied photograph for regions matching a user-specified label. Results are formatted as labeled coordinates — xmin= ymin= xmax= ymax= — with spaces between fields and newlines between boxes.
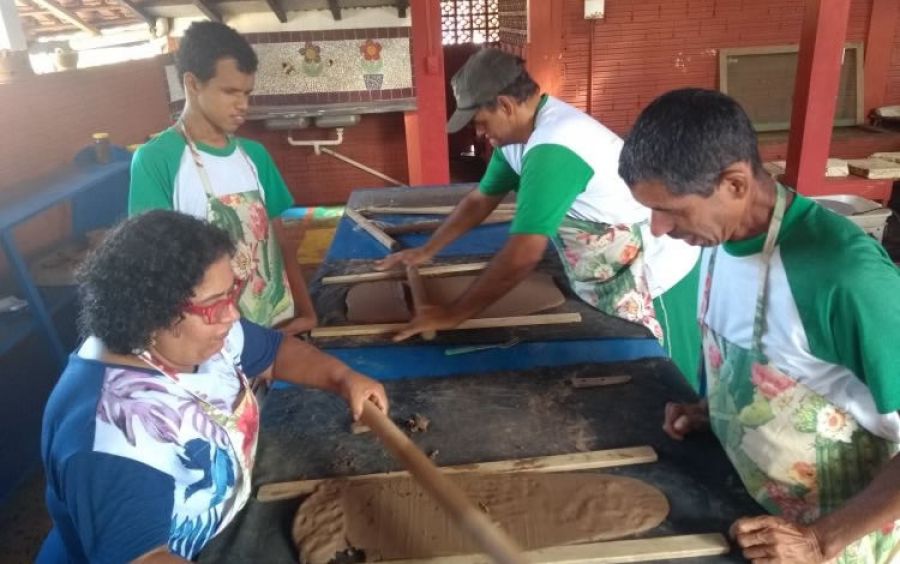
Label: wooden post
xmin=783 ymin=0 xmax=852 ymax=195
xmin=863 ymin=0 xmax=900 ymax=117
xmin=404 ymin=0 xmax=450 ymax=185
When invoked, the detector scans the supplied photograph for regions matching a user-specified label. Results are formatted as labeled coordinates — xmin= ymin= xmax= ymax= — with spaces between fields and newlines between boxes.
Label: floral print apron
xmin=138 ymin=343 xmax=259 ymax=540
xmin=179 ymin=125 xmax=293 ymax=327
xmin=553 ymin=216 xmax=663 ymax=340
xmin=702 ymin=184 xmax=900 ymax=563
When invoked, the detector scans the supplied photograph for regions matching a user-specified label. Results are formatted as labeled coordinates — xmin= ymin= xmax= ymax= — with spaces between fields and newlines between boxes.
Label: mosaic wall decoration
xmin=166 ymin=27 xmax=414 ymax=110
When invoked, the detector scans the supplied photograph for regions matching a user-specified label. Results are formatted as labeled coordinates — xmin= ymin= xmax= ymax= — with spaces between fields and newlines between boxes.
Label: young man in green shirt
xmin=620 ymin=88 xmax=900 ymax=563
xmin=129 ymin=21 xmax=316 ymax=334
xmin=377 ymin=48 xmax=702 ymax=385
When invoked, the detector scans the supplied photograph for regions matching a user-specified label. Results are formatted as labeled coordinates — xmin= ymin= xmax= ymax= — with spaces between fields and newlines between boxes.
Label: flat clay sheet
xmin=345 ymin=272 xmax=566 ymax=324
xmin=292 ymin=472 xmax=669 ymax=563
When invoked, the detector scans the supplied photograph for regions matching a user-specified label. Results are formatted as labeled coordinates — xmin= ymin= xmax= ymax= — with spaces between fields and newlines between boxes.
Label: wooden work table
xmin=198 ymin=185 xmax=762 ymax=563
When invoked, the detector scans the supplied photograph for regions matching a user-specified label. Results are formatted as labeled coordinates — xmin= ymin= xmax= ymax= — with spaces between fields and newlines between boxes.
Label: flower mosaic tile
xmin=165 ymin=27 xmax=414 ymax=110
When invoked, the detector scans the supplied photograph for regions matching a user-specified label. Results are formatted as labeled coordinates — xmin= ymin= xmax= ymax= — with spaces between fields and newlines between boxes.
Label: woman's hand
xmin=338 ymin=370 xmax=389 ymax=421
xmin=662 ymin=399 xmax=710 ymax=440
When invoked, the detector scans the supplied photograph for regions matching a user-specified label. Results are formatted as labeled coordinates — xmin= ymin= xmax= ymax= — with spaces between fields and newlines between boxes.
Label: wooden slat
xmin=569 ymin=375 xmax=632 ymax=389
xmin=257 ymin=446 xmax=657 ymax=502
xmin=116 ymin=0 xmax=153 ymax=26
xmin=310 ymin=312 xmax=582 ymax=339
xmin=346 ymin=208 xmax=400 ymax=251
xmin=191 ymin=0 xmax=221 ymax=22
xmin=30 ymin=0 xmax=99 ymax=35
xmin=383 ymin=533 xmax=730 ymax=564
xmin=382 ymin=214 xmax=513 ymax=235
xmin=263 ymin=0 xmax=287 ymax=22
xmin=327 ymin=0 xmax=341 ymax=20
xmin=363 ymin=204 xmax=516 ymax=215
xmin=321 ymin=262 xmax=489 ymax=285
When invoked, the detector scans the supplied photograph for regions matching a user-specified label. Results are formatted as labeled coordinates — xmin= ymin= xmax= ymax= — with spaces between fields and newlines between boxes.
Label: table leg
xmin=0 ymin=229 xmax=66 ymax=368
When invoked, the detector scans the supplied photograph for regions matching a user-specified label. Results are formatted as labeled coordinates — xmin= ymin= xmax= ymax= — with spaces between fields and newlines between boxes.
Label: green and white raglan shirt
xmin=701 ymin=192 xmax=900 ymax=441
xmin=128 ymin=127 xmax=293 ymax=223
xmin=479 ymin=95 xmax=699 ymax=298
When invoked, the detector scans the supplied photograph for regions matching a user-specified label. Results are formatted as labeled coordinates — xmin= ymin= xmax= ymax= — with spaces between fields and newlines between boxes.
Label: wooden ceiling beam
xmin=116 ymin=0 xmax=154 ymax=27
xmin=263 ymin=0 xmax=286 ymax=23
xmin=396 ymin=0 xmax=408 ymax=18
xmin=192 ymin=0 xmax=221 ymax=22
xmin=327 ymin=0 xmax=341 ymax=21
xmin=29 ymin=0 xmax=100 ymax=35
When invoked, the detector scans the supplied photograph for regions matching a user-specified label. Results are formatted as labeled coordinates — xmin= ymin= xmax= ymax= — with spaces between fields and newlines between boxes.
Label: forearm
xmin=422 ymin=190 xmax=503 ymax=257
xmin=448 ymin=235 xmax=547 ymax=321
xmin=272 ymin=338 xmax=355 ymax=395
xmin=810 ymin=453 xmax=900 ymax=559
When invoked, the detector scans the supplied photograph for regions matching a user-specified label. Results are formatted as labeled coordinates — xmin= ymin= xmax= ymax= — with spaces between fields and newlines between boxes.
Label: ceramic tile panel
xmin=165 ymin=27 xmax=413 ymax=110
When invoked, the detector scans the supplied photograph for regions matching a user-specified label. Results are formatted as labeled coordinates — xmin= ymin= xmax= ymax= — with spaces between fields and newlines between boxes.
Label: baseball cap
xmin=446 ymin=49 xmax=525 ymax=133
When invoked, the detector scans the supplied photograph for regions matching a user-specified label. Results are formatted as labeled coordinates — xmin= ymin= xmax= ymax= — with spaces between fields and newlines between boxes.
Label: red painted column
xmin=525 ymin=0 xmax=564 ymax=97
xmin=404 ymin=0 xmax=450 ymax=186
xmin=863 ymin=0 xmax=899 ymax=117
xmin=783 ymin=0 xmax=852 ymax=194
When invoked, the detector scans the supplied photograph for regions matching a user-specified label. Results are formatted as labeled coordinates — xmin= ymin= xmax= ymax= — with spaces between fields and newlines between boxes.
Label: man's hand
xmin=275 ymin=314 xmax=318 ymax=336
xmin=375 ymin=247 xmax=433 ymax=271
xmin=731 ymin=516 xmax=827 ymax=563
xmin=662 ymin=399 xmax=709 ymax=440
xmin=337 ymin=370 xmax=389 ymax=421
xmin=393 ymin=304 xmax=464 ymax=342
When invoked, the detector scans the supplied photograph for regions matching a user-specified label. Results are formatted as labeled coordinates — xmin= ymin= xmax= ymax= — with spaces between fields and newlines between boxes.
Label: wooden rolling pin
xmin=359 ymin=401 xmax=527 ymax=564
xmin=405 ymin=264 xmax=436 ymax=340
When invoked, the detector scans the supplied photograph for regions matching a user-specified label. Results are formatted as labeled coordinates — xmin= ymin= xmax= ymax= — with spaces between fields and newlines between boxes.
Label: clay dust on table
xmin=292 ymin=471 xmax=669 ymax=563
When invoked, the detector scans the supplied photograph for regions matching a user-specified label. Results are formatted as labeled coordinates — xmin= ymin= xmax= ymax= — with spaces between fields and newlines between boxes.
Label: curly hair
xmin=77 ymin=210 xmax=235 ymax=354
xmin=176 ymin=21 xmax=258 ymax=82
xmin=619 ymin=88 xmax=764 ymax=197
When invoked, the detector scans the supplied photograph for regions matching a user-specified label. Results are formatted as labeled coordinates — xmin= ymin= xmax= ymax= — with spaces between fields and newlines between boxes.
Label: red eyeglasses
xmin=183 ymin=277 xmax=246 ymax=324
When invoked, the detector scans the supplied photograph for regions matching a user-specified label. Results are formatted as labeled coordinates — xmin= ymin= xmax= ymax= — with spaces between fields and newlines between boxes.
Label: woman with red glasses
xmin=37 ymin=210 xmax=388 ymax=563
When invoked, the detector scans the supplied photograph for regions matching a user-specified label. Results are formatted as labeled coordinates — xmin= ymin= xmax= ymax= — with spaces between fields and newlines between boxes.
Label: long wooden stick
xmin=345 ymin=208 xmax=400 ymax=251
xmin=257 ymin=446 xmax=657 ymax=502
xmin=569 ymin=375 xmax=632 ymax=389
xmin=321 ymin=262 xmax=489 ymax=285
xmin=406 ymin=264 xmax=436 ymax=340
xmin=382 ymin=214 xmax=513 ymax=235
xmin=362 ymin=204 xmax=516 ymax=215
xmin=359 ymin=401 xmax=527 ymax=564
xmin=381 ymin=533 xmax=730 ymax=564
xmin=310 ymin=312 xmax=582 ymax=338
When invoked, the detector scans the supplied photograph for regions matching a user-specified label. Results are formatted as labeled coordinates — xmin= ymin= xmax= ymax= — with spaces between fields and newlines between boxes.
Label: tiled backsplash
xmin=166 ymin=27 xmax=414 ymax=112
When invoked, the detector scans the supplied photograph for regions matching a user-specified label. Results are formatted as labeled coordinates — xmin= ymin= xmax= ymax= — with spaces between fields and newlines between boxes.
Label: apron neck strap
xmin=702 ymin=183 xmax=789 ymax=355
xmin=750 ymin=183 xmax=788 ymax=353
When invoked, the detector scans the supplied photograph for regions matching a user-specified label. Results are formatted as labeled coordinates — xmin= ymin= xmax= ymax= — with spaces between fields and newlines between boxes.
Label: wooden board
xmin=870 ymin=151 xmax=900 ymax=164
xmin=322 ymin=262 xmax=489 ymax=285
xmin=257 ymin=446 xmax=658 ymax=502
xmin=569 ymin=375 xmax=632 ymax=389
xmin=346 ymin=208 xmax=400 ymax=250
xmin=310 ymin=312 xmax=583 ymax=339
xmin=847 ymin=158 xmax=900 ymax=180
xmin=363 ymin=204 xmax=516 ymax=215
xmin=382 ymin=533 xmax=731 ymax=564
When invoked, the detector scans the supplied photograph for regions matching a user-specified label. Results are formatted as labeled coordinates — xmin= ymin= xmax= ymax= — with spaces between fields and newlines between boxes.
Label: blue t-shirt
xmin=38 ymin=319 xmax=281 ymax=563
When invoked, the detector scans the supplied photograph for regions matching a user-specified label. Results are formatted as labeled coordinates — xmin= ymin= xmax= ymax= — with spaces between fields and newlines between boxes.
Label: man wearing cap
xmin=376 ymin=48 xmax=702 ymax=386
